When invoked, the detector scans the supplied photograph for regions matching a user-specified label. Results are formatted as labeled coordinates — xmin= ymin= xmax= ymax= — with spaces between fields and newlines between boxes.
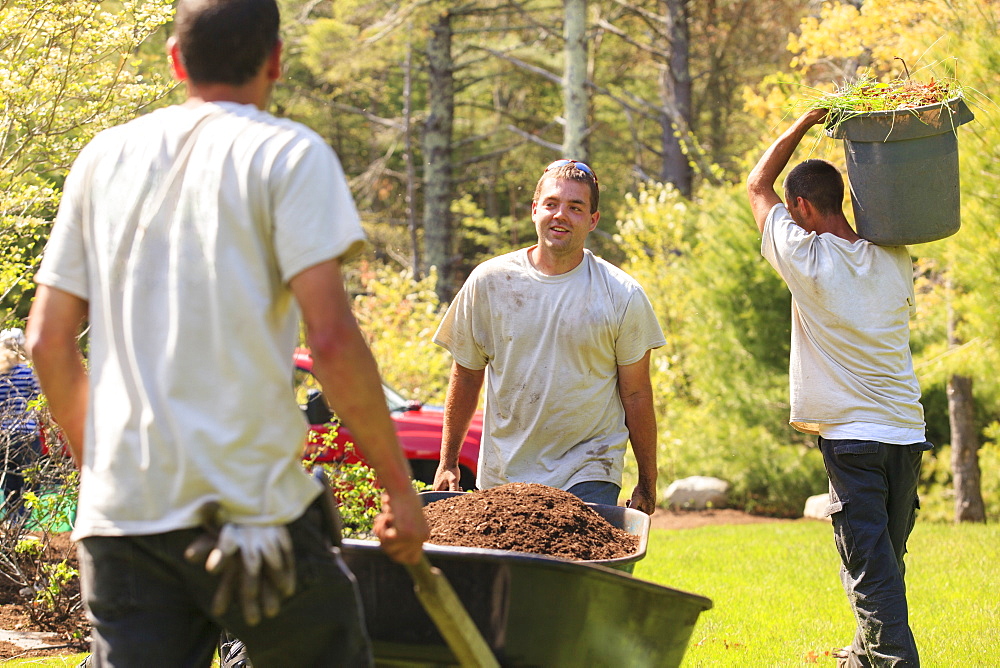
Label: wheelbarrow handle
xmin=404 ymin=553 xmax=500 ymax=668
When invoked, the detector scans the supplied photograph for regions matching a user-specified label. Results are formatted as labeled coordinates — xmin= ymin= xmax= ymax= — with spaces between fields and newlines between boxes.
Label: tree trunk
xmin=404 ymin=36 xmax=421 ymax=280
xmin=563 ymin=0 xmax=588 ymax=160
xmin=944 ymin=277 xmax=985 ymax=523
xmin=660 ymin=0 xmax=692 ymax=197
xmin=947 ymin=374 xmax=985 ymax=523
xmin=423 ymin=11 xmax=455 ymax=302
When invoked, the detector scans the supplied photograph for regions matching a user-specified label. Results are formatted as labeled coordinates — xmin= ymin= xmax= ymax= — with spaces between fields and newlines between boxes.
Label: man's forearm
xmin=746 ymin=108 xmax=827 ymax=230
xmin=26 ymin=286 xmax=89 ymax=465
xmin=618 ymin=353 xmax=657 ymax=489
xmin=439 ymin=363 xmax=484 ymax=467
xmin=622 ymin=392 xmax=657 ymax=487
xmin=290 ymin=261 xmax=414 ymax=497
xmin=33 ymin=346 xmax=88 ymax=465
xmin=309 ymin=325 xmax=414 ymax=495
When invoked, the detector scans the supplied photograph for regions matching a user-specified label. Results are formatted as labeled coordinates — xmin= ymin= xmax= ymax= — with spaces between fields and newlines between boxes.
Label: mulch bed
xmin=0 ymin=530 xmax=88 ymax=659
xmin=423 ymin=482 xmax=639 ymax=560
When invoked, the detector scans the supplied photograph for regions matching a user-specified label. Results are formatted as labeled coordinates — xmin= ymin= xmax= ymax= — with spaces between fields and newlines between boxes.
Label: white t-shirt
xmin=35 ymin=102 xmax=366 ymax=538
xmin=760 ymin=203 xmax=925 ymax=441
xmin=434 ymin=248 xmax=665 ymax=490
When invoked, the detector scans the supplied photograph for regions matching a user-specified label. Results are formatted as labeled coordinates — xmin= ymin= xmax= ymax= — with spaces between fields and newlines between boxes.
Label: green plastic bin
xmin=825 ymin=96 xmax=974 ymax=245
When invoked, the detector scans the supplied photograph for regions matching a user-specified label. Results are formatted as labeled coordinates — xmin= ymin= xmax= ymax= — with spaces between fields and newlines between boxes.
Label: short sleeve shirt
xmin=760 ymin=203 xmax=924 ymax=435
xmin=434 ymin=248 xmax=665 ymax=490
xmin=35 ymin=102 xmax=366 ymax=538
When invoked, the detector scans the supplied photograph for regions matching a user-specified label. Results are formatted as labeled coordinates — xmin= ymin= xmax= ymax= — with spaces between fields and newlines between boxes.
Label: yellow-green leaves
xmin=1 ymin=0 xmax=174 ymax=321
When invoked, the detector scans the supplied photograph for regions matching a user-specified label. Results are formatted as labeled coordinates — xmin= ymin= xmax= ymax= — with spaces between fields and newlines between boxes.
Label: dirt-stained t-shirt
xmin=760 ymin=203 xmax=924 ymax=438
xmin=434 ymin=248 xmax=665 ymax=490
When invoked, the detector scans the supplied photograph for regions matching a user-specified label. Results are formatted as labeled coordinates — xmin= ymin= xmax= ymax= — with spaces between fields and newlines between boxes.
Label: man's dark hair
xmin=532 ymin=163 xmax=600 ymax=214
xmin=174 ymin=0 xmax=280 ymax=86
xmin=784 ymin=159 xmax=844 ymax=215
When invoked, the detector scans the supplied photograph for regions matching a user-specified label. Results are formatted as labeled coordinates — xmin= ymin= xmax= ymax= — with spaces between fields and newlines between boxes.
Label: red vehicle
xmin=293 ymin=348 xmax=481 ymax=489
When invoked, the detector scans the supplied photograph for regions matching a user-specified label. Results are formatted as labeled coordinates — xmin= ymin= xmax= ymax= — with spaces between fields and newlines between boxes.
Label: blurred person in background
xmin=0 ymin=327 xmax=41 ymax=520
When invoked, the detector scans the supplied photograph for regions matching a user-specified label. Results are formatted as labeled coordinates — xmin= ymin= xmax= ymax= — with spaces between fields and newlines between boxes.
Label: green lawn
xmin=634 ymin=520 xmax=1000 ymax=667
xmin=5 ymin=520 xmax=997 ymax=667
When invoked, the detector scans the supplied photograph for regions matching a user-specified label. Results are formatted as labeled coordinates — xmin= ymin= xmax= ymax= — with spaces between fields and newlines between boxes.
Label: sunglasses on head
xmin=545 ymin=159 xmax=598 ymax=184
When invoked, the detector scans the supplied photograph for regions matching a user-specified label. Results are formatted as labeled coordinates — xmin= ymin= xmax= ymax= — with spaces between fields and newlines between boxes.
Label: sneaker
xmin=219 ymin=633 xmax=252 ymax=668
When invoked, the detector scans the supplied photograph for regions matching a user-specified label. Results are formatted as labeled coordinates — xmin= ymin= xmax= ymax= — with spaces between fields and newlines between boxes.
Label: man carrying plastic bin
xmin=746 ymin=108 xmax=932 ymax=668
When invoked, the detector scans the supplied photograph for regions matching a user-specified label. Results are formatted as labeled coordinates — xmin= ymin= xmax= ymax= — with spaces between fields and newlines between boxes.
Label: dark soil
xmin=649 ymin=506 xmax=791 ymax=530
xmin=423 ymin=483 xmax=640 ymax=560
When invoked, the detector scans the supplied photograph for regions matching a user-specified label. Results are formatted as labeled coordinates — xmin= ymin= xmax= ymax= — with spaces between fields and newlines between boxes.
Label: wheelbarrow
xmin=339 ymin=494 xmax=712 ymax=667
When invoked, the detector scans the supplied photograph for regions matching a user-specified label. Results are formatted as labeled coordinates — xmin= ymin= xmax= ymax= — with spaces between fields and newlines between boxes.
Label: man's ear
xmin=589 ymin=210 xmax=600 ymax=231
xmin=796 ymin=196 xmax=816 ymax=217
xmin=167 ymin=37 xmax=187 ymax=82
xmin=265 ymin=40 xmax=283 ymax=81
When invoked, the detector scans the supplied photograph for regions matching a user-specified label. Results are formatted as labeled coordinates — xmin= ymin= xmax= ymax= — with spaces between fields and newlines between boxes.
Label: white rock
xmin=663 ymin=476 xmax=729 ymax=510
xmin=803 ymin=493 xmax=832 ymax=521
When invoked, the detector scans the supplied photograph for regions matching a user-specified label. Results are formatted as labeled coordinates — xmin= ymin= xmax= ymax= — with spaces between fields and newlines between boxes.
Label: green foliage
xmin=452 ymin=194 xmax=534 ymax=268
xmin=323 ymin=456 xmax=382 ymax=538
xmin=0 ymin=0 xmax=175 ymax=321
xmin=29 ymin=559 xmax=79 ymax=621
xmin=349 ymin=261 xmax=452 ymax=405
xmin=306 ymin=425 xmax=428 ymax=538
xmin=22 ymin=474 xmax=78 ymax=534
xmin=615 ymin=182 xmax=824 ymax=515
xmin=919 ymin=437 xmax=1000 ymax=523
xmin=637 ymin=520 xmax=1000 ymax=666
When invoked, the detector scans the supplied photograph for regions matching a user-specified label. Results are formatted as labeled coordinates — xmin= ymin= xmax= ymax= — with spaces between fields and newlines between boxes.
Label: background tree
xmin=282 ymin=0 xmax=808 ymax=283
xmin=563 ymin=0 xmax=589 ymax=160
xmin=0 ymin=0 xmax=175 ymax=324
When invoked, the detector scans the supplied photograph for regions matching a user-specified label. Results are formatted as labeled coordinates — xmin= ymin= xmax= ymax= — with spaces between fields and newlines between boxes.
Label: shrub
xmin=349 ymin=262 xmax=452 ymax=406
xmin=0 ymin=417 xmax=85 ymax=637
xmin=305 ymin=426 xmax=428 ymax=538
xmin=616 ymin=182 xmax=826 ymax=516
xmin=918 ymin=436 xmax=1000 ymax=523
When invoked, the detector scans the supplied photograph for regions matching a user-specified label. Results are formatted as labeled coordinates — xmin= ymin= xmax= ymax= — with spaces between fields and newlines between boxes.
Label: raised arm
xmin=746 ymin=108 xmax=828 ymax=232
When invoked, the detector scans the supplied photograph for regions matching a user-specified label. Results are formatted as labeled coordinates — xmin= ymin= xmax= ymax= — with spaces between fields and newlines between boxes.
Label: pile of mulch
xmin=423 ymin=483 xmax=639 ymax=561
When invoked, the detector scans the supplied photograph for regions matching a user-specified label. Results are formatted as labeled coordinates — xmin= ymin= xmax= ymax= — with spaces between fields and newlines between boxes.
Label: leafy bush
xmin=349 ymin=262 xmax=452 ymax=406
xmin=305 ymin=425 xmax=428 ymax=538
xmin=918 ymin=435 xmax=1000 ymax=523
xmin=0 ymin=419 xmax=84 ymax=636
xmin=616 ymin=182 xmax=826 ymax=516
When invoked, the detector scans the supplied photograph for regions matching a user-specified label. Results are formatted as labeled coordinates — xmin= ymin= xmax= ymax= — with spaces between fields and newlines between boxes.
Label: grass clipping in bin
xmin=800 ymin=67 xmax=971 ymax=131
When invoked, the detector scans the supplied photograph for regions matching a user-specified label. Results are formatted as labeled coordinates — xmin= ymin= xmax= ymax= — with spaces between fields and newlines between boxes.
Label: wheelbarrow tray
xmin=340 ymin=539 xmax=713 ymax=667
xmin=418 ymin=491 xmax=650 ymax=572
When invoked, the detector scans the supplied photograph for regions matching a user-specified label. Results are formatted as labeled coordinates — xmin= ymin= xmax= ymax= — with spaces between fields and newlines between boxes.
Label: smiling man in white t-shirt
xmin=432 ymin=160 xmax=665 ymax=514
xmin=747 ymin=108 xmax=932 ymax=668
